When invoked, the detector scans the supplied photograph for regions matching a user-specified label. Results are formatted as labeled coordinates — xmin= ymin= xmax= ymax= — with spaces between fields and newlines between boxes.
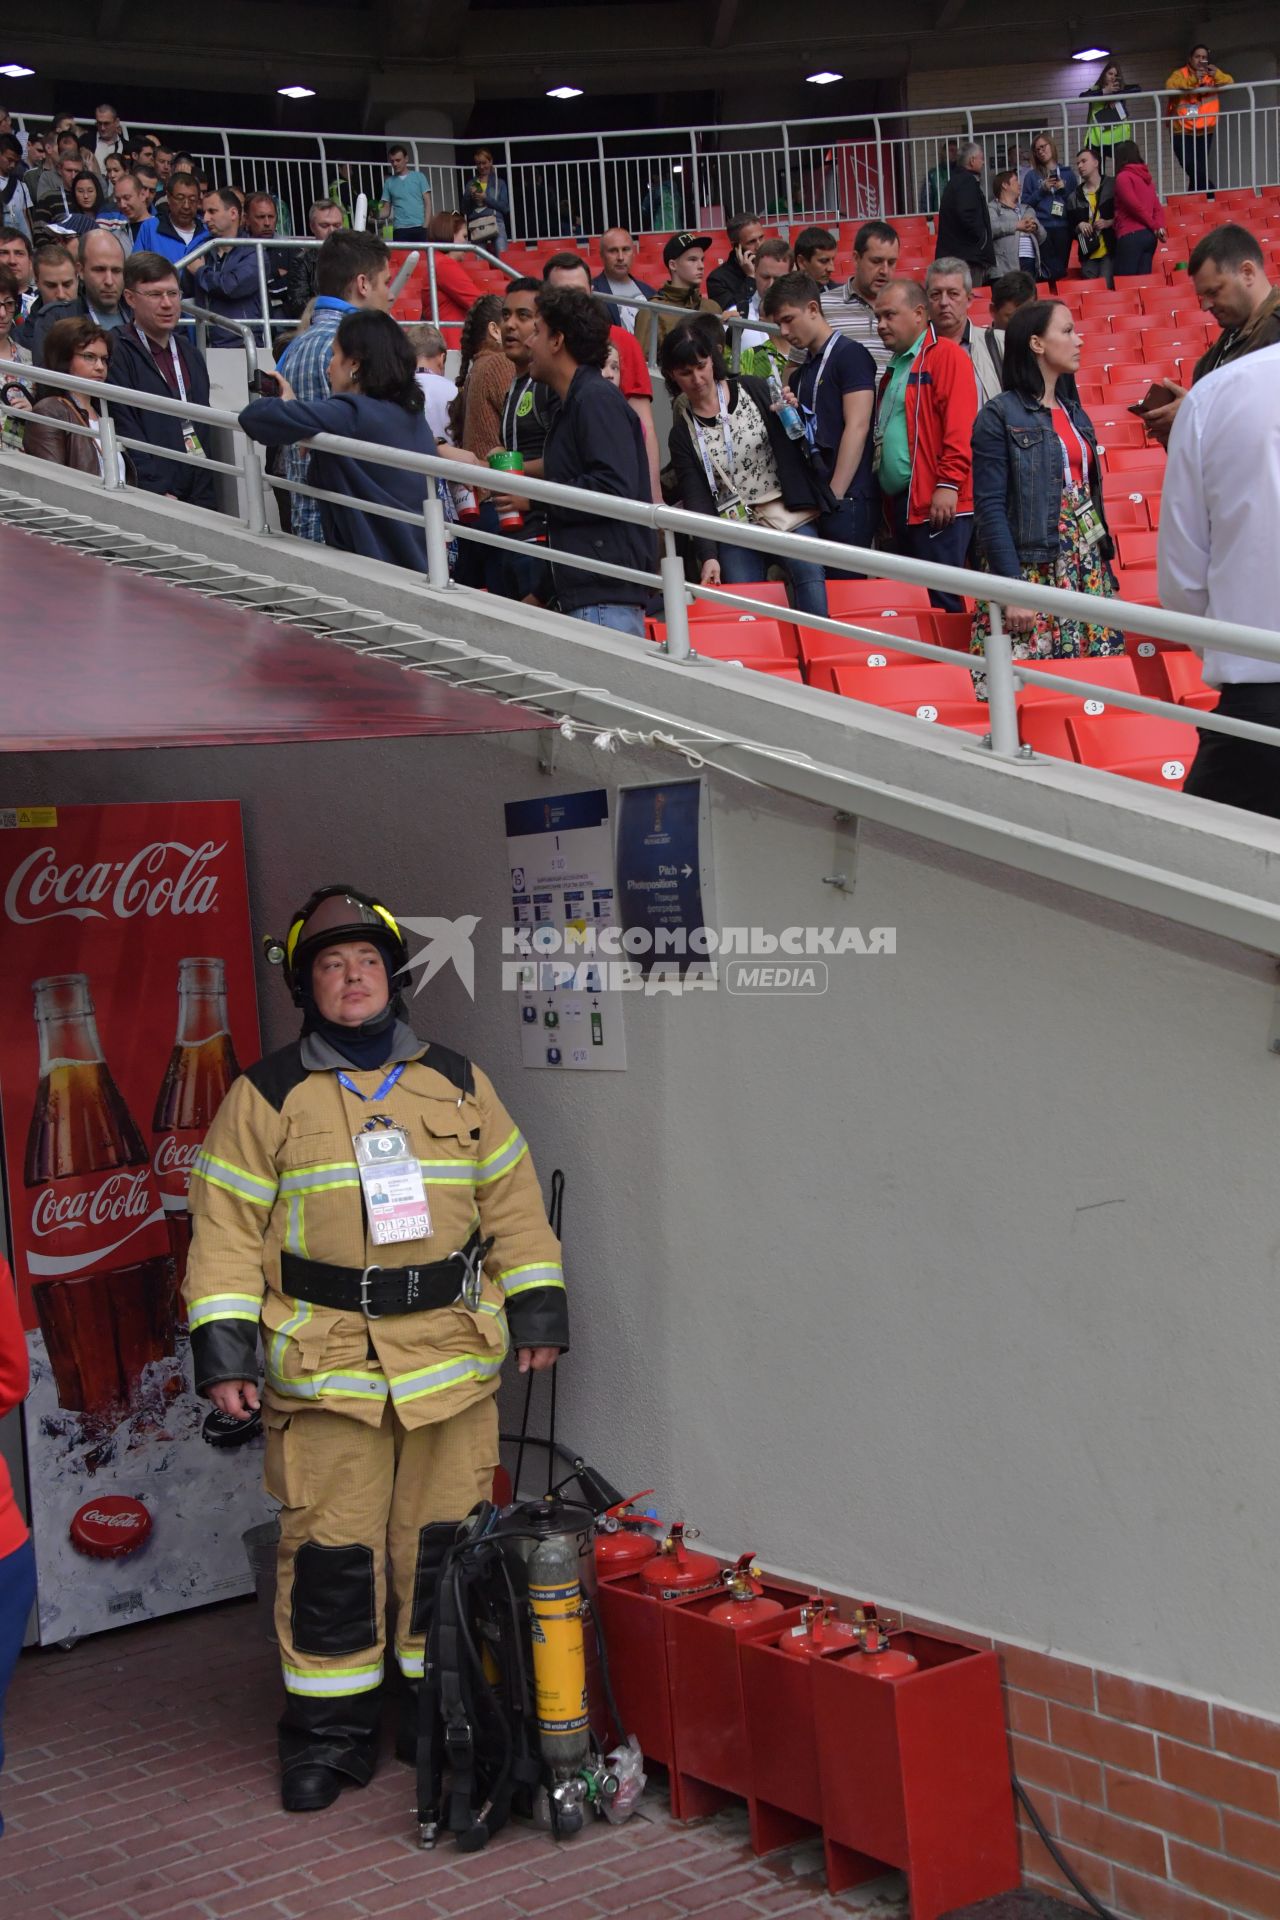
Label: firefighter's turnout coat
xmin=183 ymin=1022 xmax=568 ymax=1420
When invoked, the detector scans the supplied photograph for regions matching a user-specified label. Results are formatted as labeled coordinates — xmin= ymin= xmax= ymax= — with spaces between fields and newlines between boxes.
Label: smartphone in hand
xmin=1128 ymin=381 xmax=1176 ymax=417
xmin=249 ymin=370 xmax=282 ymax=398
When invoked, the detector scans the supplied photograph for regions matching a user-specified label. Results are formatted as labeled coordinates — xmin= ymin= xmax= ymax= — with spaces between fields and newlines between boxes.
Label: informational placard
xmin=504 ymin=789 xmax=626 ymax=1071
xmin=615 ymin=778 xmax=714 ymax=977
xmin=0 ymin=801 xmax=270 ymax=1645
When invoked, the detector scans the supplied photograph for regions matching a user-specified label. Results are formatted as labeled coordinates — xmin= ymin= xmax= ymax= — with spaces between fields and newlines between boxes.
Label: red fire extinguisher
xmin=594 ymin=1491 xmax=660 ymax=1577
xmin=847 ymin=1607 xmax=919 ymax=1680
xmin=638 ymin=1522 xmax=721 ymax=1601
xmin=778 ymin=1598 xmax=861 ymax=1660
xmin=707 ymin=1554 xmax=785 ymax=1631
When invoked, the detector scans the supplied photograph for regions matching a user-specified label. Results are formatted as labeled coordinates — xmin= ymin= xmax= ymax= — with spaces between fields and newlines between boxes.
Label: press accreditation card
xmin=353 ymin=1128 xmax=432 ymax=1244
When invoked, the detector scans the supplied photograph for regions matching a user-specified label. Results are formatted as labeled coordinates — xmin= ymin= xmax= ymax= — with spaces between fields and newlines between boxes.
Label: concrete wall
xmin=5 ymin=724 xmax=1280 ymax=1717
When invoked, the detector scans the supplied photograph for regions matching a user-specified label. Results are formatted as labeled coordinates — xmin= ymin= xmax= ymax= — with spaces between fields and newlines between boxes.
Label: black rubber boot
xmin=281 ymin=1762 xmax=347 ymax=1813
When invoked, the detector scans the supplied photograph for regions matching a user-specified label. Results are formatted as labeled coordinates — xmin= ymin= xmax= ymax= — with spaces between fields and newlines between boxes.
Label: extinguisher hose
xmin=585 ymin=1590 xmax=627 ymax=1751
xmin=1012 ymin=1775 xmax=1119 ymax=1920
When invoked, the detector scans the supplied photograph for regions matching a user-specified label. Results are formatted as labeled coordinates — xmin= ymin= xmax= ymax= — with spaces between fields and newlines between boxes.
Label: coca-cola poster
xmin=0 ymin=802 xmax=269 ymax=1645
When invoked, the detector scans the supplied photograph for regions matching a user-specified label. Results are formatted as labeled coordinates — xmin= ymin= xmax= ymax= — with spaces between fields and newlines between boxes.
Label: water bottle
xmin=769 ymin=371 xmax=804 ymax=441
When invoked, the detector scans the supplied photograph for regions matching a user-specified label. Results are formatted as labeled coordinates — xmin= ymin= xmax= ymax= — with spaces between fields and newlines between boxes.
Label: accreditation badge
xmin=353 ymin=1127 xmax=433 ymax=1245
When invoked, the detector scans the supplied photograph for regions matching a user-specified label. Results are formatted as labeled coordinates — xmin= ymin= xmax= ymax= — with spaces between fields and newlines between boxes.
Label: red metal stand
xmin=598 ymin=1573 xmax=1019 ymax=1919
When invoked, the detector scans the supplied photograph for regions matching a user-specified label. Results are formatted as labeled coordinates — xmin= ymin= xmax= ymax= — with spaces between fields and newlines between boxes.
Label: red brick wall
xmin=895 ymin=1610 xmax=1280 ymax=1919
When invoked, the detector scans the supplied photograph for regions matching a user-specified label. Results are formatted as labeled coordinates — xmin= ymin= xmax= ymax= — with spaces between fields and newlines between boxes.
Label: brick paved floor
xmin=0 ymin=1598 xmax=910 ymax=1919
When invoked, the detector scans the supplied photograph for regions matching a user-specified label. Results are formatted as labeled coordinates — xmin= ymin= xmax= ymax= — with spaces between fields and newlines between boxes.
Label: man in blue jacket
xmin=185 ymin=188 xmax=264 ymax=344
xmin=133 ymin=172 xmax=207 ymax=267
xmin=106 ymin=249 xmax=215 ymax=508
xmin=528 ymin=284 xmax=654 ymax=635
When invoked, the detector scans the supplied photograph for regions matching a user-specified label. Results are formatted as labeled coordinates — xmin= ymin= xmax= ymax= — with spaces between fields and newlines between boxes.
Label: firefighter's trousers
xmin=264 ymin=1394 xmax=498 ymax=1781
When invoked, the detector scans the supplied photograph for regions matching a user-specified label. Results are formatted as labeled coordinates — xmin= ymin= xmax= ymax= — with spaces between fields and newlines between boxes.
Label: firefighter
xmin=183 ymin=885 xmax=566 ymax=1812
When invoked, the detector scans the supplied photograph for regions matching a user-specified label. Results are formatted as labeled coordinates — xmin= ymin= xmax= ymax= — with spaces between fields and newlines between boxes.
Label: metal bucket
xmin=242 ymin=1518 xmax=281 ymax=1641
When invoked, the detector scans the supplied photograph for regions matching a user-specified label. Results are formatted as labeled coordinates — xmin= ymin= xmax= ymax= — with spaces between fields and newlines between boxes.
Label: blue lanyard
xmin=337 ymin=1061 xmax=407 ymax=1103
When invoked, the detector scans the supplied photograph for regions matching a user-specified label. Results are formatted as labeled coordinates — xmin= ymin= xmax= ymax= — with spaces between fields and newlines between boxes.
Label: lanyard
xmin=159 ymin=336 xmax=188 ymax=405
xmin=503 ymin=375 xmax=533 ymax=450
xmin=690 ymin=382 xmax=733 ymax=495
xmin=337 ymin=1061 xmax=407 ymax=1103
xmin=800 ymin=331 xmax=842 ymax=453
xmin=1053 ymin=407 xmax=1090 ymax=492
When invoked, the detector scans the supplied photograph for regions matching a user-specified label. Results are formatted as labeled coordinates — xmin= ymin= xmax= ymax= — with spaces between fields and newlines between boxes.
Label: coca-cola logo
xmin=4 ymin=840 xmax=225 ymax=925
xmin=31 ymin=1169 xmax=154 ymax=1237
xmin=80 ymin=1508 xmax=144 ymax=1531
xmin=153 ymin=1135 xmax=201 ymax=1178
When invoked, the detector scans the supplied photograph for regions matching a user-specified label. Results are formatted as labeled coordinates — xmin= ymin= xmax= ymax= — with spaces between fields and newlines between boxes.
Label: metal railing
xmin=3 ymin=354 xmax=1279 ymax=780
xmin=154 ymin=234 xmax=780 ymax=372
xmin=15 ymin=80 xmax=1280 ymax=242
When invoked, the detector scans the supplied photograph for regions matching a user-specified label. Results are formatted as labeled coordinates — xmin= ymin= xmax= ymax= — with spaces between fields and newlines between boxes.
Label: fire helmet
xmin=269 ymin=886 xmax=409 ymax=1006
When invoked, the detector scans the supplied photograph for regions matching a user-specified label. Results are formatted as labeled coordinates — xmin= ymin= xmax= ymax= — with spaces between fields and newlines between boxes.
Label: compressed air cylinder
xmin=528 ymin=1530 xmax=590 ymax=1774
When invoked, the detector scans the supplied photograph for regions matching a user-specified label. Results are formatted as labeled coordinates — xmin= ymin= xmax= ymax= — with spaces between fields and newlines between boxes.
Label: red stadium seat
xmin=798 ymin=614 xmax=937 ymax=674
xmin=687 ymin=620 xmax=790 ymax=665
xmin=1124 ymin=630 xmax=1190 ymax=697
xmin=830 ymin=662 xmax=986 ymax=733
xmin=1104 ymin=496 xmax=1148 ymax=528
xmin=1014 ymin=656 xmax=1141 ymax=758
xmin=1092 ymin=417 xmax=1150 ymax=450
xmin=1111 ymin=568 xmax=1161 ymax=607
xmin=1115 ymin=528 xmax=1159 ymax=570
xmin=1065 ymin=714 xmax=1195 ymax=787
xmin=688 ymin=581 xmax=791 ymax=616
xmin=1102 ymin=451 xmax=1168 ymax=483
xmin=1153 ymin=650 xmax=1217 ymax=710
xmin=931 ymin=611 xmax=975 ymax=652
xmin=808 ymin=649 xmax=933 ymax=690
xmin=824 ymin=579 xmax=934 ymax=617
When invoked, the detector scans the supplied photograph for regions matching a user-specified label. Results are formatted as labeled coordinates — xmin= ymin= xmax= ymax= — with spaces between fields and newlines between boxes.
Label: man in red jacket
xmin=872 ymin=277 xmax=978 ymax=610
xmin=0 ymin=1259 xmax=34 ymax=1836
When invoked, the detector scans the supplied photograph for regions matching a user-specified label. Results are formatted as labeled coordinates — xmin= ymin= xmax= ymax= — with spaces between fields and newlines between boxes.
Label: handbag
xmin=751 ymin=496 xmax=818 ymax=533
xmin=467 ymin=207 xmax=499 ymax=247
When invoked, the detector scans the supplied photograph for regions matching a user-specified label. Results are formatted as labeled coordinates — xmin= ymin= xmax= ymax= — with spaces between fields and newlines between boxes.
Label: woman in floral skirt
xmin=971 ymin=299 xmax=1123 ymax=664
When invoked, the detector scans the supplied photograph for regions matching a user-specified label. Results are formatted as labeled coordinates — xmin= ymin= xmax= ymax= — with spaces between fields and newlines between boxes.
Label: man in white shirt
xmin=590 ymin=227 xmax=656 ymax=333
xmin=1158 ymin=340 xmax=1280 ymax=816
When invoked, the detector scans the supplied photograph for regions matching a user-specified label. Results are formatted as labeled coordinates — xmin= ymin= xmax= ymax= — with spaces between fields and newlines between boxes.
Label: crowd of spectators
xmin=0 ymin=91 xmax=1277 ymax=802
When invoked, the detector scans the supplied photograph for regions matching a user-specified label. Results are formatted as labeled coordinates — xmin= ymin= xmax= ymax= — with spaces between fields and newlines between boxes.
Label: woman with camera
xmin=1020 ymin=135 xmax=1078 ymax=282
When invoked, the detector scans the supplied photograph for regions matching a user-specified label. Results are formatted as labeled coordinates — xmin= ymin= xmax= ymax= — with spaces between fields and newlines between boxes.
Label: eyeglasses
xmin=0 ymin=298 xmax=15 ymax=314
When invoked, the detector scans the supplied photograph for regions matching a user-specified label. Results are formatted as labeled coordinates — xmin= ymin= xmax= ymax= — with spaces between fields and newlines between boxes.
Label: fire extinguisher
xmin=848 ymin=1607 xmax=919 ymax=1680
xmin=778 ymin=1597 xmax=861 ymax=1660
xmin=707 ymin=1554 xmax=785 ymax=1630
xmin=638 ymin=1522 xmax=721 ymax=1601
xmin=594 ymin=1491 xmax=660 ymax=1577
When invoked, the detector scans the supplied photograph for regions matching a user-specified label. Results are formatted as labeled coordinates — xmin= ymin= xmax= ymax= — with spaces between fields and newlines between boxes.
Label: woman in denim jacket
xmin=971 ymin=299 xmax=1123 ymax=662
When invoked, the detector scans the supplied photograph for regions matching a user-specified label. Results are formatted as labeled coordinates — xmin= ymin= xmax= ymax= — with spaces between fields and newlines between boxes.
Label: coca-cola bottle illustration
xmin=24 ymin=973 xmax=176 ymax=1422
xmin=151 ymin=957 xmax=240 ymax=1300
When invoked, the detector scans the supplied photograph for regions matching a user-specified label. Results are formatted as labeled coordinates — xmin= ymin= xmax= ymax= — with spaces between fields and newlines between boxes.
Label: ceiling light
xmin=1071 ymin=47 xmax=1110 ymax=62
xmin=546 ymin=85 xmax=583 ymax=100
xmin=277 ymin=84 xmax=315 ymax=100
xmin=0 ymin=63 xmax=35 ymax=78
xmin=806 ymin=70 xmax=844 ymax=85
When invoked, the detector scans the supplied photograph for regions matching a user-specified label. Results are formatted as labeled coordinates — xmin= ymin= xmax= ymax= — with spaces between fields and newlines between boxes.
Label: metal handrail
xmin=3 ymin=353 xmax=1278 ymax=770
xmin=156 ymin=234 xmax=780 ymax=366
xmin=14 ymin=79 xmax=1275 ymax=151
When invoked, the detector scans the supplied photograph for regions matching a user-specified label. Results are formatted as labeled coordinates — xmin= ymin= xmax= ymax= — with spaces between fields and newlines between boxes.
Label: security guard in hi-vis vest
xmin=184 ymin=886 xmax=566 ymax=1812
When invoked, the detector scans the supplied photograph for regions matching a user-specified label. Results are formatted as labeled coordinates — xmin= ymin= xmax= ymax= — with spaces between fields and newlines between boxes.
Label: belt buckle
xmin=359 ymin=1264 xmax=384 ymax=1319
xmin=451 ymin=1243 xmax=484 ymax=1313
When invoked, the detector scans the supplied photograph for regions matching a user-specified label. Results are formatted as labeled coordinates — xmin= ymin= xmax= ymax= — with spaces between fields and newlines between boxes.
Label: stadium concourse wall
xmin=6 ymin=719 xmax=1280 ymax=1911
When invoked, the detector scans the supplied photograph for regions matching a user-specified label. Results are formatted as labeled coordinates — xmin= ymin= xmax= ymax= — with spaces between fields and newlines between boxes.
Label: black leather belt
xmin=280 ymin=1231 xmax=492 ymax=1319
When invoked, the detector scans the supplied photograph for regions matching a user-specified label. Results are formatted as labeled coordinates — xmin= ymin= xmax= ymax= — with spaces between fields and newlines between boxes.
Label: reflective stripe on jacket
xmin=184 ymin=1036 xmax=567 ymax=1427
